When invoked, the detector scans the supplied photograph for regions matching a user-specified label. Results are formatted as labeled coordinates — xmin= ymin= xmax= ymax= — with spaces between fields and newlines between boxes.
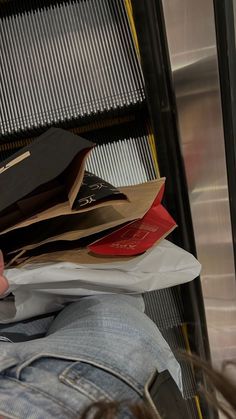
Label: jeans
xmin=0 ymin=294 xmax=181 ymax=418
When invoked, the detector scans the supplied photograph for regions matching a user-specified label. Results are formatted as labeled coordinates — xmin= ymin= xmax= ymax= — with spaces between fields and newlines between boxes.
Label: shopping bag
xmin=0 ymin=127 xmax=94 ymax=232
xmin=2 ymin=179 xmax=166 ymax=260
xmin=88 ymin=182 xmax=177 ymax=256
xmin=5 ymin=240 xmax=201 ymax=299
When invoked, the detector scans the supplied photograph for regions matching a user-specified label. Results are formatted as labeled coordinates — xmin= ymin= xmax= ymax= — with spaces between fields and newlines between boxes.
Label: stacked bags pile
xmin=0 ymin=128 xmax=201 ymax=322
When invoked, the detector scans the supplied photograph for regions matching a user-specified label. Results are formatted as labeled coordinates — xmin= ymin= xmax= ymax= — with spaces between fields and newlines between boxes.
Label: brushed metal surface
xmin=162 ymin=0 xmax=236 ymax=369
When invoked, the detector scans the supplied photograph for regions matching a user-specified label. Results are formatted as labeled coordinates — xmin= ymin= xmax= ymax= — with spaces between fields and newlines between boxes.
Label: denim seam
xmin=65 ymin=358 xmax=143 ymax=395
xmin=16 ymin=353 xmax=143 ymax=395
xmin=2 ymin=376 xmax=77 ymax=417
xmin=60 ymin=361 xmax=136 ymax=402
xmin=60 ymin=375 xmax=113 ymax=403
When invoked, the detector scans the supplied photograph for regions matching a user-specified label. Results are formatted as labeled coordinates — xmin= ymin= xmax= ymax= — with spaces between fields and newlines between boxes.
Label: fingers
xmin=0 ymin=274 xmax=9 ymax=295
xmin=0 ymin=250 xmax=4 ymax=275
xmin=0 ymin=251 xmax=9 ymax=295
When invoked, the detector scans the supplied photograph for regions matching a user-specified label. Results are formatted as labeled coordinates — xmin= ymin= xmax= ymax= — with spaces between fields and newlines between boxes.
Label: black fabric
xmin=150 ymin=371 xmax=190 ymax=418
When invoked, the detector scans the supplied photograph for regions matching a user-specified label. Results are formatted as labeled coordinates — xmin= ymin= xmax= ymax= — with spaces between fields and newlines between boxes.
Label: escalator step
xmin=0 ymin=0 xmax=144 ymax=136
xmin=143 ymin=287 xmax=184 ymax=329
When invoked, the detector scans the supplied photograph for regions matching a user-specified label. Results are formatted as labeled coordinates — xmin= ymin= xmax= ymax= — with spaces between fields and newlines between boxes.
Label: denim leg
xmin=0 ymin=294 xmax=181 ymax=418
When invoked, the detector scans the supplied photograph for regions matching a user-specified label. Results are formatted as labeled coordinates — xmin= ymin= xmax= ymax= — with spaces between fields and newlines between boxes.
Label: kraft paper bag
xmin=2 ymin=179 xmax=165 ymax=260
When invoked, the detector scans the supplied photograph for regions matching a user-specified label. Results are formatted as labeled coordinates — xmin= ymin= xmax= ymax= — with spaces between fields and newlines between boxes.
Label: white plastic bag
xmin=2 ymin=240 xmax=201 ymax=322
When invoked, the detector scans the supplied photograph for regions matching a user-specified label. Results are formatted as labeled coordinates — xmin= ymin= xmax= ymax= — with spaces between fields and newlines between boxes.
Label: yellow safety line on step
xmin=148 ymin=132 xmax=160 ymax=178
xmin=182 ymin=324 xmax=203 ymax=419
xmin=124 ymin=1 xmax=161 ymax=180
xmin=147 ymin=124 xmax=160 ymax=178
xmin=194 ymin=396 xmax=204 ymax=419
xmin=124 ymin=0 xmax=140 ymax=58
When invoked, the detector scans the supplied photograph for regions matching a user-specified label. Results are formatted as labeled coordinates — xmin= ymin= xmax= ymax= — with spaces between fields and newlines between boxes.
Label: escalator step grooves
xmin=0 ymin=0 xmax=144 ymax=135
xmin=143 ymin=287 xmax=184 ymax=329
xmin=86 ymin=135 xmax=157 ymax=186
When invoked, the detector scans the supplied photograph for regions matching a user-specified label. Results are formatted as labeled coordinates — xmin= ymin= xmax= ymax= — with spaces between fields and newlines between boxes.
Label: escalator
xmin=0 ymin=1 xmax=212 ymax=417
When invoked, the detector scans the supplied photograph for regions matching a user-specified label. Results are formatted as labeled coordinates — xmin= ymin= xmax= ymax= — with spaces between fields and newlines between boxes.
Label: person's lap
xmin=0 ymin=294 xmax=179 ymax=418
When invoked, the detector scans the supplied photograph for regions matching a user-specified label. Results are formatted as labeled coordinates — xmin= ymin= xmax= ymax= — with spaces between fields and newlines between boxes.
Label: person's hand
xmin=0 ymin=250 xmax=9 ymax=295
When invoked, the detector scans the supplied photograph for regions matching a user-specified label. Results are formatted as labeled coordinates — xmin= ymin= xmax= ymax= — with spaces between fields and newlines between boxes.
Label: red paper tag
xmin=89 ymin=183 xmax=177 ymax=256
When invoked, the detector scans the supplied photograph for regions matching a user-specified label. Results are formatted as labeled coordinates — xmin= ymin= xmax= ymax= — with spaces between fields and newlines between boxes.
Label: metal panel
xmin=162 ymin=0 xmax=236 ymax=368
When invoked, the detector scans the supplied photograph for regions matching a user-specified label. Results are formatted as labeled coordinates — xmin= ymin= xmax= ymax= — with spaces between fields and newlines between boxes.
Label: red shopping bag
xmin=89 ymin=182 xmax=177 ymax=256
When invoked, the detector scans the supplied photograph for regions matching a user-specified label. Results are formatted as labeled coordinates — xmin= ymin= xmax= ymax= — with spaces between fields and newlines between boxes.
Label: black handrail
xmin=213 ymin=0 xmax=236 ymax=270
